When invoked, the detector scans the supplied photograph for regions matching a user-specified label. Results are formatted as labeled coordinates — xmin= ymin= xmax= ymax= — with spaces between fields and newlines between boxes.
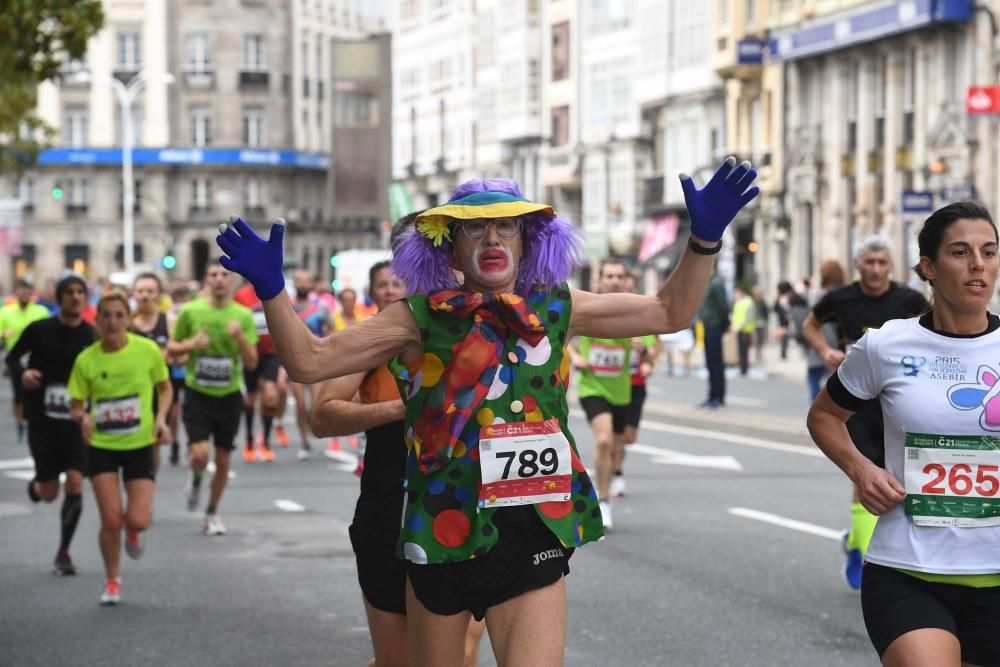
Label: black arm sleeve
xmin=4 ymin=322 xmax=34 ymax=379
xmin=825 ymin=372 xmax=865 ymax=412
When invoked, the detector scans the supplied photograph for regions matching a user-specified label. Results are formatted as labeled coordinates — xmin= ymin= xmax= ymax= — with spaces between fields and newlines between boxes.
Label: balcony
xmin=187 ymin=205 xmax=215 ymax=223
xmin=66 ymin=204 xmax=89 ymax=218
xmin=113 ymin=66 xmax=141 ymax=84
xmin=239 ymin=69 xmax=270 ymax=89
xmin=183 ymin=68 xmax=215 ymax=90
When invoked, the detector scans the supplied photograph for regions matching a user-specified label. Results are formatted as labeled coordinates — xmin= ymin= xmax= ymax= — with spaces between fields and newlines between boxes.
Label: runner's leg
xmin=292 ymin=382 xmax=311 ymax=451
xmin=881 ymin=628 xmax=960 ymax=667
xmin=91 ymin=472 xmax=124 ymax=580
xmin=123 ymin=478 xmax=155 ymax=535
xmin=363 ymin=600 xmax=409 ymax=667
xmin=59 ymin=469 xmax=84 ymax=555
xmin=484 ymin=578 xmax=566 ymax=667
xmin=208 ymin=448 xmax=232 ymax=510
xmin=405 ymin=579 xmax=472 ymax=667
xmin=464 ymin=619 xmax=488 ymax=667
xmin=590 ymin=412 xmax=614 ymax=501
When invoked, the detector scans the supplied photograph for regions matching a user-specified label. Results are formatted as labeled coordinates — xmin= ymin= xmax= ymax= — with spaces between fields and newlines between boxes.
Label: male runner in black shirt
xmin=801 ymin=236 xmax=927 ymax=589
xmin=7 ymin=274 xmax=96 ymax=575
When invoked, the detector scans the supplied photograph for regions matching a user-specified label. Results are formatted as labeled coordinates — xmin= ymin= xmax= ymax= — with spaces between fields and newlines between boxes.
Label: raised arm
xmin=569 ymin=157 xmax=758 ymax=339
xmin=216 ymin=217 xmax=422 ymax=384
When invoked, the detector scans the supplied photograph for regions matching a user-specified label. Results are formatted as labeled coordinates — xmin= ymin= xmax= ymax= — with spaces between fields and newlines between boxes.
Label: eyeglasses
xmin=455 ymin=218 xmax=522 ymax=240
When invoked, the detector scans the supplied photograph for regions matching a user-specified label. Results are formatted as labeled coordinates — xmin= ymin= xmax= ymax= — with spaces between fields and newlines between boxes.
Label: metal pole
xmin=121 ymin=83 xmax=135 ymax=276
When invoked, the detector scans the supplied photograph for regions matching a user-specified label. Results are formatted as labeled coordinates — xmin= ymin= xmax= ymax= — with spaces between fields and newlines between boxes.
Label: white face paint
xmin=468 ymin=244 xmax=516 ymax=287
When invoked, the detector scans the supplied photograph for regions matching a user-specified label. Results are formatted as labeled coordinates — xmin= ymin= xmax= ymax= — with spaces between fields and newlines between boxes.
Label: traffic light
xmin=161 ymin=253 xmax=177 ymax=270
xmin=51 ymin=183 xmax=64 ymax=200
xmin=329 ymin=249 xmax=341 ymax=269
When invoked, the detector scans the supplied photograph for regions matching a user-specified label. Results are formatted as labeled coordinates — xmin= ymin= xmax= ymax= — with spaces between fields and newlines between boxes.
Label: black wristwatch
xmin=687 ymin=237 xmax=723 ymax=255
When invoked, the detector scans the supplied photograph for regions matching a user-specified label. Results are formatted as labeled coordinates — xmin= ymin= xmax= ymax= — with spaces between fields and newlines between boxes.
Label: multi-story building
xmin=578 ymin=0 xmax=643 ymax=262
xmin=539 ymin=0 xmax=583 ymax=237
xmin=642 ymin=0 xmax=726 ymax=279
xmin=766 ymin=0 xmax=989 ymax=290
xmin=1 ymin=0 xmax=389 ymax=285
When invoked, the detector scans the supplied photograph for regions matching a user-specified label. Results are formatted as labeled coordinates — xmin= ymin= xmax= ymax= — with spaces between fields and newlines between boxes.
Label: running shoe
xmin=26 ymin=478 xmax=40 ymax=503
xmin=347 ymin=435 xmax=360 ymax=449
xmin=297 ymin=448 xmax=311 ymax=461
xmin=610 ymin=476 xmax=626 ymax=498
xmin=841 ymin=530 xmax=863 ymax=590
xmin=100 ymin=577 xmax=122 ymax=606
xmin=125 ymin=528 xmax=144 ymax=560
xmin=242 ymin=447 xmax=256 ymax=464
xmin=327 ymin=438 xmax=342 ymax=452
xmin=257 ymin=446 xmax=275 ymax=463
xmin=275 ymin=425 xmax=290 ymax=447
xmin=203 ymin=513 xmax=227 ymax=536
xmin=183 ymin=477 xmax=200 ymax=512
xmin=52 ymin=551 xmax=77 ymax=576
xmin=599 ymin=500 xmax=613 ymax=531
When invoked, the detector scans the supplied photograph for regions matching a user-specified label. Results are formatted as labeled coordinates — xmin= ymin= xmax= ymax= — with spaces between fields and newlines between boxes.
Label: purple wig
xmin=391 ymin=178 xmax=584 ymax=297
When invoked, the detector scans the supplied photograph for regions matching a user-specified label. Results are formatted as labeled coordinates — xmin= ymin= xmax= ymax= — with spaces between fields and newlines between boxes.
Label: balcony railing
xmin=239 ymin=69 xmax=270 ymax=89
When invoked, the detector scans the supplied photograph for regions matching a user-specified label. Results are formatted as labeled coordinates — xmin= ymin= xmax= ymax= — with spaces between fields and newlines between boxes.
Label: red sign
xmin=967 ymin=86 xmax=1000 ymax=114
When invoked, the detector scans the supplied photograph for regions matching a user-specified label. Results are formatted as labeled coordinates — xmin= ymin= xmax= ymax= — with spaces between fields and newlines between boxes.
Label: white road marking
xmin=726 ymin=395 xmax=769 ymax=408
xmin=324 ymin=449 xmax=359 ymax=472
xmin=628 ymin=443 xmax=742 ymax=471
xmin=728 ymin=507 xmax=841 ymax=541
xmin=274 ymin=499 xmax=306 ymax=512
xmin=3 ymin=470 xmax=34 ymax=481
xmin=569 ymin=409 xmax=822 ymax=458
xmin=0 ymin=457 xmax=34 ymax=470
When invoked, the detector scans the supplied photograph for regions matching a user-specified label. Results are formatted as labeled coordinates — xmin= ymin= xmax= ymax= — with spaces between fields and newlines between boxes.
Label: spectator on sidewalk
xmin=730 ymin=283 xmax=756 ymax=376
xmin=774 ymin=281 xmax=808 ymax=360
xmin=698 ymin=270 xmax=729 ymax=408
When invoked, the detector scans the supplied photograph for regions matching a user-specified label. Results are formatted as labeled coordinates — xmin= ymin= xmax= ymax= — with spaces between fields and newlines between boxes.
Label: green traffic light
xmin=331 ymin=279 xmax=342 ymax=290
xmin=329 ymin=255 xmax=341 ymax=268
xmin=162 ymin=255 xmax=177 ymax=270
xmin=51 ymin=186 xmax=64 ymax=200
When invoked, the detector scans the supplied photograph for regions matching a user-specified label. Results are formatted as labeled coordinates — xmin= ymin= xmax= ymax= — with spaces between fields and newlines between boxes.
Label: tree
xmin=0 ymin=0 xmax=105 ymax=174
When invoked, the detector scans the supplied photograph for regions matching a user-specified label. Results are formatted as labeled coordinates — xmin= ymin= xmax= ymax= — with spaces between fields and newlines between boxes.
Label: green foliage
xmin=0 ymin=0 xmax=105 ymax=175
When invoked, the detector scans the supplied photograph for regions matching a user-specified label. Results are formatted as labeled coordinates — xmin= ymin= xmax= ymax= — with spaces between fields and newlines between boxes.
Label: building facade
xmin=2 ymin=0 xmax=389 ymax=285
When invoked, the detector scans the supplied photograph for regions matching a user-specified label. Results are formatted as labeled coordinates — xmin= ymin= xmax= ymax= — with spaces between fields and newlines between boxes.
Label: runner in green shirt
xmin=1 ymin=279 xmax=52 ymax=441
xmin=569 ymin=258 xmax=632 ymax=531
xmin=167 ymin=260 xmax=258 ymax=536
xmin=68 ymin=290 xmax=172 ymax=606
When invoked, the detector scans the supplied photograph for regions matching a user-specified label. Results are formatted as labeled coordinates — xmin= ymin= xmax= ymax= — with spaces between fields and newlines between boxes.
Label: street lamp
xmin=74 ymin=69 xmax=174 ymax=276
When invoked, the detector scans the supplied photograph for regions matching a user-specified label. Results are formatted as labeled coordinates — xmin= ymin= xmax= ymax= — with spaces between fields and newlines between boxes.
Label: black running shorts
xmin=406 ymin=506 xmax=572 ymax=621
xmin=861 ymin=563 xmax=1000 ymax=665
xmin=622 ymin=385 xmax=647 ymax=429
xmin=87 ymin=445 xmax=156 ymax=481
xmin=182 ymin=388 xmax=243 ymax=450
xmin=28 ymin=417 xmax=86 ymax=482
xmin=579 ymin=395 xmax=627 ymax=435
xmin=349 ymin=524 xmax=407 ymax=615
xmin=10 ymin=372 xmax=23 ymax=403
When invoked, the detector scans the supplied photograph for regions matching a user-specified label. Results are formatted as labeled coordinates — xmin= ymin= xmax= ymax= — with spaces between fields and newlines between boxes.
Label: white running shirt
xmin=837 ymin=317 xmax=1000 ymax=574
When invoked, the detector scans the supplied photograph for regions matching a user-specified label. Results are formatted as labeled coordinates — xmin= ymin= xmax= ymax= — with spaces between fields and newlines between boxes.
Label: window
xmin=551 ymin=105 xmax=570 ymax=147
xmin=588 ymin=0 xmax=630 ymax=36
xmin=243 ymin=34 xmax=266 ymax=70
xmin=243 ymin=108 xmax=265 ymax=146
xmin=186 ymin=33 xmax=212 ymax=72
xmin=192 ymin=178 xmax=212 ymax=209
xmin=334 ymin=91 xmax=376 ymax=126
xmin=244 ymin=178 xmax=265 ymax=209
xmin=190 ymin=107 xmax=212 ymax=146
xmin=873 ymin=56 xmax=886 ymax=149
xmin=66 ymin=178 xmax=89 ymax=206
xmin=552 ymin=22 xmax=569 ymax=81
xmin=903 ymin=47 xmax=916 ymax=145
xmin=63 ymin=107 xmax=88 ymax=147
xmin=942 ymin=34 xmax=963 ymax=103
xmin=718 ymin=0 xmax=729 ymax=28
xmin=116 ymin=29 xmax=142 ymax=70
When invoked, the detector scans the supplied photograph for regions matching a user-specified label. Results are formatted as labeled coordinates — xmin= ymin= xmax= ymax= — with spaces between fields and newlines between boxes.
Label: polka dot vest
xmin=391 ymin=283 xmax=604 ymax=564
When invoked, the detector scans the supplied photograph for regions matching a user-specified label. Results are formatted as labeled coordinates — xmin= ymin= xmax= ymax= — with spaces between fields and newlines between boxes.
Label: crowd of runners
xmin=5 ymin=154 xmax=999 ymax=666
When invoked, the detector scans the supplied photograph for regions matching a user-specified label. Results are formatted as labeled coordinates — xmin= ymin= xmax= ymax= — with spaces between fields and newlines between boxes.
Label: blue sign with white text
xmin=38 ymin=147 xmax=329 ymax=170
xmin=901 ymin=190 xmax=934 ymax=214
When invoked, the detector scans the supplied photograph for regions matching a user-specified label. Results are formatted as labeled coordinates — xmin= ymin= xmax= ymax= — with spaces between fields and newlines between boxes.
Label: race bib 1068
xmin=588 ymin=344 xmax=626 ymax=378
xmin=904 ymin=433 xmax=1000 ymax=528
xmin=95 ymin=394 xmax=141 ymax=435
xmin=478 ymin=419 xmax=572 ymax=508
xmin=195 ymin=356 xmax=233 ymax=388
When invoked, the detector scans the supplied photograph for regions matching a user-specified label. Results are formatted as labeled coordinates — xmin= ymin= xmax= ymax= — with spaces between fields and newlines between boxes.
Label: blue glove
xmin=216 ymin=215 xmax=286 ymax=301
xmin=679 ymin=156 xmax=759 ymax=243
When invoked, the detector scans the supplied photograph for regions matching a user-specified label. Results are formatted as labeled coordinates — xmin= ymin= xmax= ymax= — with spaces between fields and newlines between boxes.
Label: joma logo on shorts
xmin=532 ymin=548 xmax=564 ymax=565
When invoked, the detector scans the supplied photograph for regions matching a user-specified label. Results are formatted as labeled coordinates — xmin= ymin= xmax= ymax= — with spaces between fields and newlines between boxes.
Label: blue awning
xmin=37 ymin=147 xmax=330 ymax=170
xmin=769 ymin=0 xmax=972 ymax=61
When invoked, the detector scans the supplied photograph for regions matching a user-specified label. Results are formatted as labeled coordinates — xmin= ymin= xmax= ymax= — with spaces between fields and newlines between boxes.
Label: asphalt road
xmin=0 ymin=369 xmax=876 ymax=666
